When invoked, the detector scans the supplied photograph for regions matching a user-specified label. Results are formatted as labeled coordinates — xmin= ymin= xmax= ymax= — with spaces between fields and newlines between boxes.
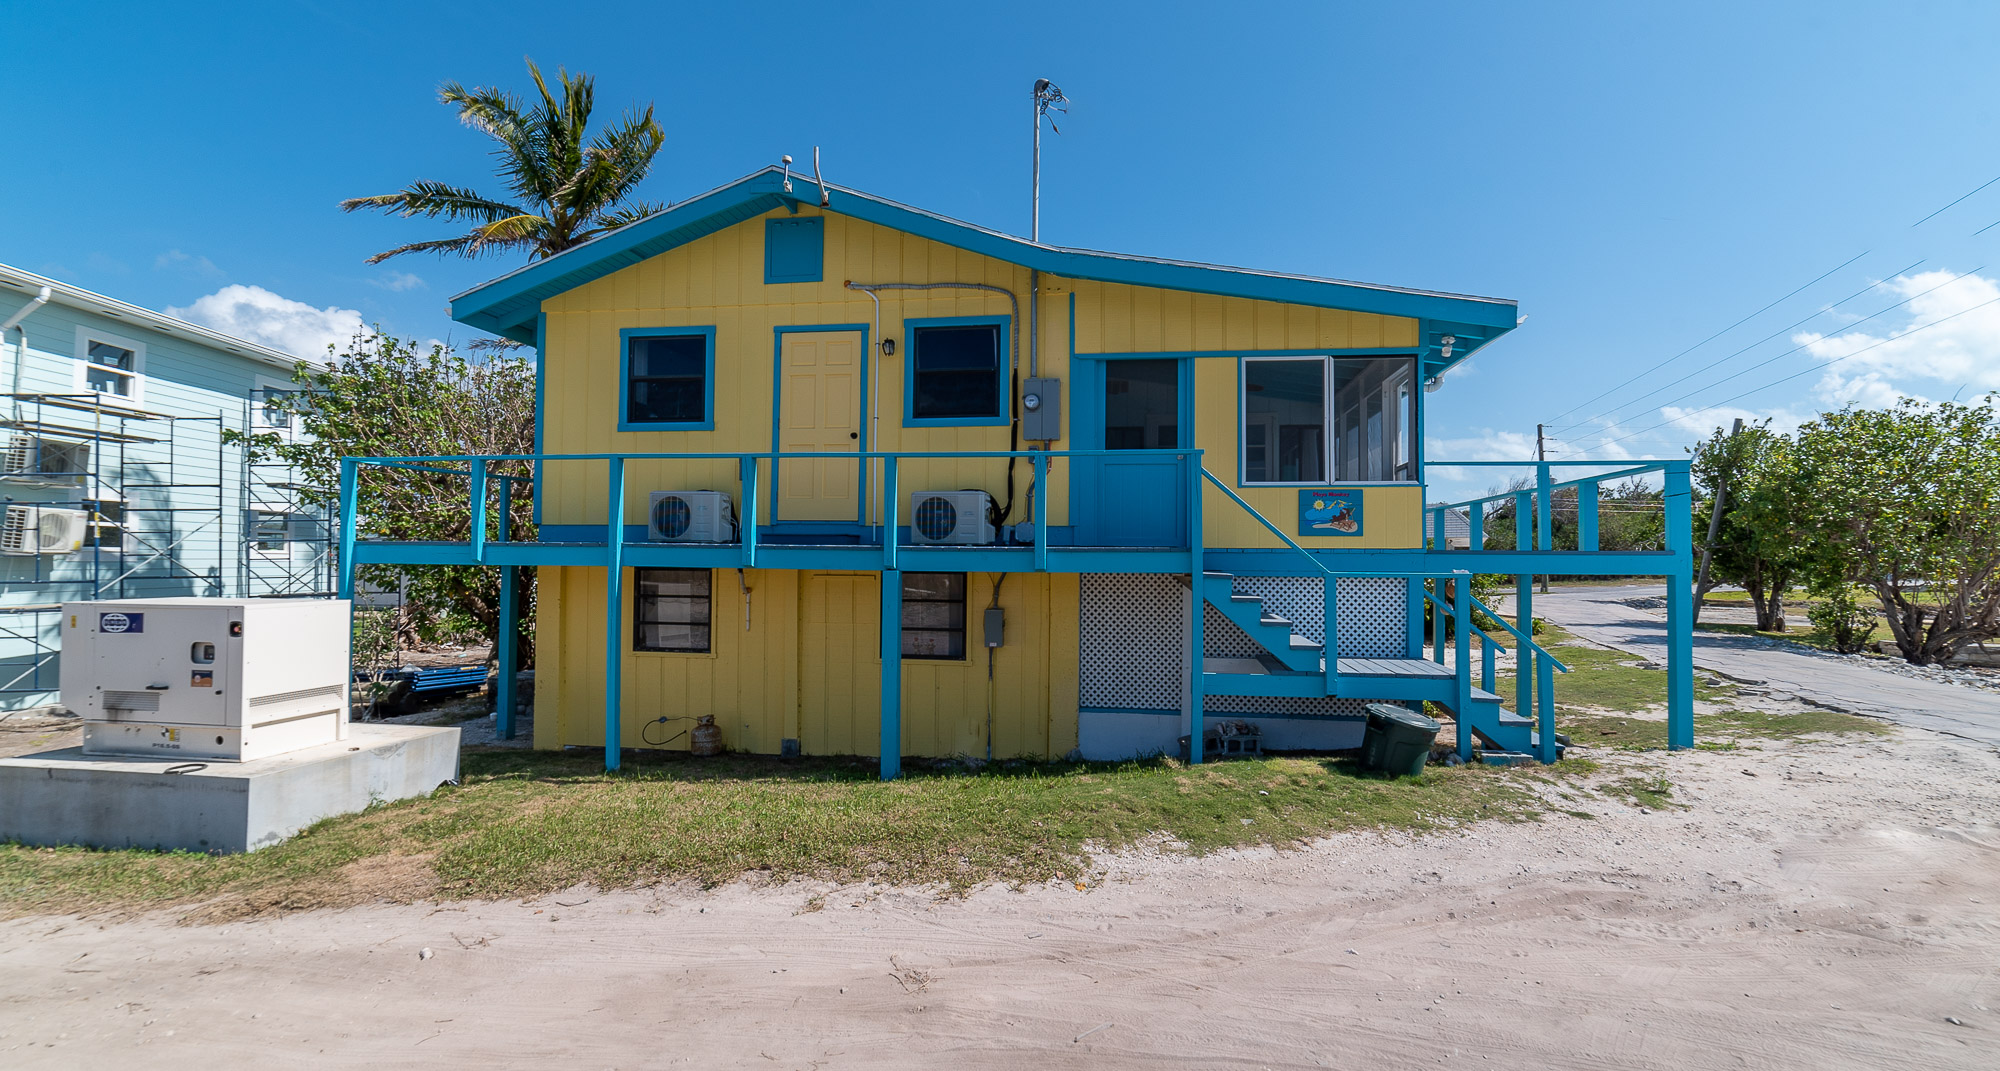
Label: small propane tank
xmin=690 ymin=714 xmax=723 ymax=757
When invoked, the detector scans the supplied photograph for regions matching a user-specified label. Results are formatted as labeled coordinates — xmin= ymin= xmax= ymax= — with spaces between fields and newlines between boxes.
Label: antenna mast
xmin=1032 ymin=79 xmax=1068 ymax=242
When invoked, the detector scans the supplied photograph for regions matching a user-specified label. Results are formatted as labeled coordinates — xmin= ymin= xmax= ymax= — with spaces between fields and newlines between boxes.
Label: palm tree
xmin=341 ymin=59 xmax=665 ymax=264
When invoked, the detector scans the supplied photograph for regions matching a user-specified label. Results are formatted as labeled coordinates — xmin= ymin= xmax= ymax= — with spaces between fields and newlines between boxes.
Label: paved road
xmin=1508 ymin=583 xmax=2000 ymax=749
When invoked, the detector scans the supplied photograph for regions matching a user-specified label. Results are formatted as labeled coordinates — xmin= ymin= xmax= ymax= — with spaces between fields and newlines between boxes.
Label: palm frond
xmin=472 ymin=214 xmax=550 ymax=252
xmin=339 ymin=181 xmax=524 ymax=223
xmin=593 ymin=201 xmax=667 ymax=231
xmin=361 ymin=234 xmax=488 ymax=264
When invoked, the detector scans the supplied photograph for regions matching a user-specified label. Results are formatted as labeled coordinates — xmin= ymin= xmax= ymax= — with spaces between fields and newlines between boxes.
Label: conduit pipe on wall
xmin=843 ymin=281 xmax=1024 ymax=528
xmin=3 ymin=286 xmax=52 ymax=422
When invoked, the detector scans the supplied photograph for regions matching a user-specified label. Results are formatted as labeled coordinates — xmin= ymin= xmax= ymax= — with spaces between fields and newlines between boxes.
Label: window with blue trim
xmin=626 ymin=333 xmax=709 ymax=425
xmin=910 ymin=323 xmax=1004 ymax=421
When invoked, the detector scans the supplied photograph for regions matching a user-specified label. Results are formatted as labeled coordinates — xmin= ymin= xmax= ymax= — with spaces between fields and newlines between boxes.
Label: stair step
xmin=1289 ymin=635 xmax=1321 ymax=649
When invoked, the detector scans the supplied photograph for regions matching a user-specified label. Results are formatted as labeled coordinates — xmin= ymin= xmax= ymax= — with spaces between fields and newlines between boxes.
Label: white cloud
xmin=168 ymin=284 xmax=366 ymax=359
xmin=1794 ymin=270 xmax=2000 ymax=401
xmin=154 ymin=249 xmax=224 ymax=279
xmin=368 ymin=269 xmax=426 ymax=292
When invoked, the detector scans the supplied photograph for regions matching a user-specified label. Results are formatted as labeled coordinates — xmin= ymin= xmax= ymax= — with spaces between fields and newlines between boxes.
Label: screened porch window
xmin=1242 ymin=355 xmax=1417 ymax=484
xmin=901 ymin=572 xmax=966 ymax=660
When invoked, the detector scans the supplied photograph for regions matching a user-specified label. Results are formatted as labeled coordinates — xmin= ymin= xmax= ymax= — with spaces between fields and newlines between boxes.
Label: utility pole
xmin=1692 ymin=417 xmax=1745 ymax=625
xmin=1031 ymin=79 xmax=1067 ymax=242
xmin=1536 ymin=424 xmax=1549 ymax=595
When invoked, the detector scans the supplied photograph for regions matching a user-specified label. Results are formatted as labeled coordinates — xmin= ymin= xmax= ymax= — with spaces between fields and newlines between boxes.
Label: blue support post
xmin=1453 ymin=577 xmax=1472 ymax=761
xmin=469 ymin=458 xmax=488 ymax=563
xmin=1429 ymin=506 xmax=1445 ymax=548
xmin=1576 ymin=480 xmax=1600 ymax=552
xmin=336 ymin=458 xmax=358 ymax=601
xmin=1536 ymin=639 xmax=1557 ymax=762
xmin=1032 ymin=453 xmax=1049 ymax=572
xmin=1404 ymin=577 xmax=1425 ymax=658
xmin=1481 ymin=636 xmax=1496 ymax=694
xmin=1323 ymin=571 xmax=1340 ymax=694
xmin=880 ymin=568 xmax=902 ymax=780
xmin=496 ymin=564 xmax=518 ymax=740
xmin=1536 ymin=464 xmax=1553 ymax=552
xmin=1467 ymin=504 xmax=1483 ymax=551
xmin=1188 ymin=455 xmax=1205 ymax=764
xmin=739 ymin=455 xmax=759 ymax=568
xmin=882 ymin=456 xmax=899 ymax=569
xmin=1664 ymin=463 xmax=1695 ymax=750
xmin=1515 ymin=491 xmax=1535 ymax=732
xmin=604 ymin=456 xmax=626 ymax=772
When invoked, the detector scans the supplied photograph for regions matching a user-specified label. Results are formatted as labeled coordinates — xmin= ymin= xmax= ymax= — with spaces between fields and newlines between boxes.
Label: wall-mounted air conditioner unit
xmin=647 ymin=491 xmax=736 ymax=543
xmin=0 ymin=506 xmax=87 ymax=556
xmin=2 ymin=435 xmax=89 ymax=484
xmin=909 ymin=490 xmax=996 ymax=545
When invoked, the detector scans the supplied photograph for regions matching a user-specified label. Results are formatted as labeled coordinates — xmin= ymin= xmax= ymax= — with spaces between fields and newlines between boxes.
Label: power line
xmin=1589 ymin=294 xmax=2000 ymax=451
xmin=1541 ymin=250 xmax=1870 ymax=426
xmin=1551 ymin=260 xmax=1963 ymax=433
xmin=1913 ymin=172 xmax=2000 ymax=227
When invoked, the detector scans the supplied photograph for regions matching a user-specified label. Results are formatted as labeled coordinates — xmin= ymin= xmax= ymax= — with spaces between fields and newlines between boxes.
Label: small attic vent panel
xmin=765 ymin=217 xmax=824 ymax=284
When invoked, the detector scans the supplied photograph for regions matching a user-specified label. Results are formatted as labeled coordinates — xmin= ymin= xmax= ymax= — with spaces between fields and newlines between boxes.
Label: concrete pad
xmin=0 ymin=723 xmax=460 ymax=854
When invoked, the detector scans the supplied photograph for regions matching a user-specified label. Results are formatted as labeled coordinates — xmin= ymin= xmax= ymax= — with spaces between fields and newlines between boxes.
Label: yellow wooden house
xmin=341 ymin=166 xmax=1699 ymax=776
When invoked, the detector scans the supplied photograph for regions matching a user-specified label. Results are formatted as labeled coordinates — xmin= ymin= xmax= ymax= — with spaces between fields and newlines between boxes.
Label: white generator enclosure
xmin=64 ymin=598 xmax=352 ymax=762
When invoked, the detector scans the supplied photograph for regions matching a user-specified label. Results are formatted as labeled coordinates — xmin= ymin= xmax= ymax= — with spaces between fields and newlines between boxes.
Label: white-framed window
xmin=1241 ymin=355 xmax=1418 ymax=485
xmin=73 ymin=326 xmax=146 ymax=405
xmin=249 ymin=510 xmax=294 ymax=560
xmin=252 ymin=375 xmax=297 ymax=437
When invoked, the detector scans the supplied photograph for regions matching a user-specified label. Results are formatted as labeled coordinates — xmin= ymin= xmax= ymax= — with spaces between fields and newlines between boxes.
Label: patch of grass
xmin=0 ymin=748 xmax=1592 ymax=919
xmin=1555 ymin=706 xmax=1890 ymax=752
xmin=1599 ymin=772 xmax=1677 ymax=809
xmin=1486 ymin=625 xmax=1739 ymax=715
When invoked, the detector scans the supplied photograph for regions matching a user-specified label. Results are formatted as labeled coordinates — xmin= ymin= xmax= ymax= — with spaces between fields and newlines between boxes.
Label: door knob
xmin=850 ymin=432 xmax=859 ymax=439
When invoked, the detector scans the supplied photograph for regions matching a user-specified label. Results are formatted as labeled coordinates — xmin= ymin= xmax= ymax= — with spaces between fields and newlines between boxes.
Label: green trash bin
xmin=1360 ymin=703 xmax=1440 ymax=776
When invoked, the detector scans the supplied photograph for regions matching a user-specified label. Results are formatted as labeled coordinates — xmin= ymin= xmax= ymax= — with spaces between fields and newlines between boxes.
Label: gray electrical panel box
xmin=1021 ymin=377 xmax=1061 ymax=441
xmin=983 ymin=607 xmax=1005 ymax=648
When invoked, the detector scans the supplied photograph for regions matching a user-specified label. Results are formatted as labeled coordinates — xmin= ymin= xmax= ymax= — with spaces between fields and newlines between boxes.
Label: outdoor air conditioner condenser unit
xmin=2 ymin=435 xmax=89 ymax=483
xmin=908 ymin=490 xmax=996 ymax=545
xmin=0 ymin=505 xmax=86 ymax=556
xmin=647 ymin=491 xmax=736 ymax=543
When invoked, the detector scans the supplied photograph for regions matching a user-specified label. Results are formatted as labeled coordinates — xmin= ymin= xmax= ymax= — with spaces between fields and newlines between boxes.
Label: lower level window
xmin=901 ymin=572 xmax=966 ymax=659
xmin=635 ymin=568 xmax=712 ymax=652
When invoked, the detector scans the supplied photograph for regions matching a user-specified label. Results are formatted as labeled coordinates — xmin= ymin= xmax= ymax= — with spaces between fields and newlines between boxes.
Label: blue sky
xmin=6 ymin=1 xmax=1998 ymax=496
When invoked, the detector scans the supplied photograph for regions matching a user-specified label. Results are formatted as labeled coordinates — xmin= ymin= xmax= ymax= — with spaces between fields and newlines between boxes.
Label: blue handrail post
xmin=1323 ymin=573 xmax=1340 ymax=694
xmin=1429 ymin=506 xmax=1446 ymax=549
xmin=1404 ymin=578 xmax=1425 ymax=658
xmin=1576 ymin=480 xmax=1600 ymax=552
xmin=1467 ymin=503 xmax=1483 ymax=551
xmin=1536 ymin=463 xmax=1553 ymax=552
xmin=1453 ymin=576 xmax=1472 ymax=761
xmin=336 ymin=457 xmax=358 ymax=601
xmin=469 ymin=458 xmax=488 ymax=563
xmin=1032 ymin=452 xmax=1049 ymax=571
xmin=882 ymin=456 xmax=899 ymax=569
xmin=880 ymin=567 xmax=903 ymax=781
xmin=1515 ymin=490 xmax=1535 ymax=732
xmin=1536 ymin=637 xmax=1557 ymax=762
xmin=1664 ymin=462 xmax=1695 ymax=750
xmin=1481 ymin=635 xmax=1496 ymax=693
xmin=1188 ymin=458 xmax=1205 ymax=765
xmin=739 ymin=455 xmax=759 ymax=568
xmin=604 ymin=456 xmax=626 ymax=772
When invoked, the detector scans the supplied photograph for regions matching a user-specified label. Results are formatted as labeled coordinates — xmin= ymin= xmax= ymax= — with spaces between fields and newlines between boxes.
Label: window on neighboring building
xmin=75 ymin=327 xmax=145 ymax=403
xmin=634 ymin=568 xmax=712 ymax=652
xmin=250 ymin=510 xmax=293 ymax=559
xmin=624 ymin=330 xmax=713 ymax=427
xmin=901 ymin=572 xmax=967 ymax=659
xmin=84 ymin=500 xmax=122 ymax=550
xmin=254 ymin=383 xmax=294 ymax=431
xmin=908 ymin=321 xmax=1005 ymax=423
xmin=1241 ymin=355 xmax=1418 ymax=484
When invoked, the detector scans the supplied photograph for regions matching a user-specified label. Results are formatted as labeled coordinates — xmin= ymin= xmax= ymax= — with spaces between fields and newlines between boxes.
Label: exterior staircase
xmin=1194 ymin=570 xmax=1563 ymax=760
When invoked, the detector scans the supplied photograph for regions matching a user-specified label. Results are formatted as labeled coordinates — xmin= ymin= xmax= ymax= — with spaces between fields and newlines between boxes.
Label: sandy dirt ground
xmin=4 ymin=721 xmax=1999 ymax=1069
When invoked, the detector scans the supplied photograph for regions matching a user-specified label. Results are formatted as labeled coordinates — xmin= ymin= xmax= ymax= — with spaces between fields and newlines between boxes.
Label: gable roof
xmin=450 ymin=166 xmax=1518 ymax=376
xmin=0 ymin=263 xmax=320 ymax=371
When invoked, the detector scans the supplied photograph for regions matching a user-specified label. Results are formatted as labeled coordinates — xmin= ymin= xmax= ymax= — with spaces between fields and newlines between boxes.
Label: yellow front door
xmin=777 ymin=330 xmax=863 ymax=522
xmin=799 ymin=572 xmax=881 ymax=756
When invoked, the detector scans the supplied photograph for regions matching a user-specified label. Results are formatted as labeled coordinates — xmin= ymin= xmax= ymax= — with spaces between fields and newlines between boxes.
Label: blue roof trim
xmin=451 ymin=167 xmax=1519 ymax=374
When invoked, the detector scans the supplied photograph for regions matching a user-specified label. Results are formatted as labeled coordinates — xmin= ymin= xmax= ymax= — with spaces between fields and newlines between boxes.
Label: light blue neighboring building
xmin=0 ymin=264 xmax=330 ymax=711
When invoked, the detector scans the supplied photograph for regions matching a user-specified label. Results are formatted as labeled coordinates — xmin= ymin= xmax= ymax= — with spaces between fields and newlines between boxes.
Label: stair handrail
xmin=1468 ymin=593 xmax=1569 ymax=672
xmin=1196 ymin=468 xmax=1336 ymax=581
